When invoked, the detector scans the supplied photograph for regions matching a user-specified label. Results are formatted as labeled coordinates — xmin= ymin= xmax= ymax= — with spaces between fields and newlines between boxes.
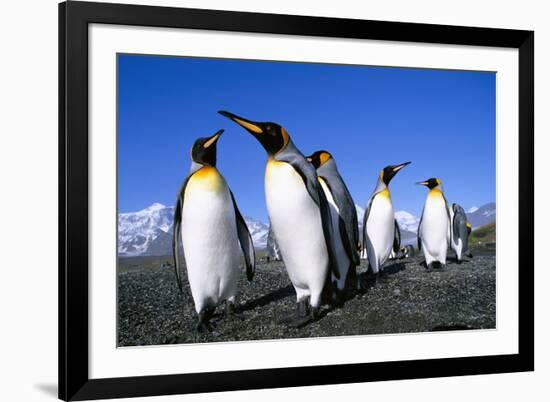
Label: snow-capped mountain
xmin=467 ymin=206 xmax=479 ymax=213
xmin=118 ymin=201 xmax=496 ymax=257
xmin=466 ymin=202 xmax=496 ymax=229
xmin=244 ymin=218 xmax=269 ymax=249
xmin=394 ymin=210 xmax=420 ymax=232
xmin=118 ymin=203 xmax=174 ymax=256
xmin=118 ymin=203 xmax=269 ymax=256
xmin=355 ymin=204 xmax=419 ymax=233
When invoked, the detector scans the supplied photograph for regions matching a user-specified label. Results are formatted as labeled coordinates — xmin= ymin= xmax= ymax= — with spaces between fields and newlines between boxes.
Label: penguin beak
xmin=416 ymin=181 xmax=429 ymax=186
xmin=306 ymin=157 xmax=313 ymax=162
xmin=384 ymin=161 xmax=410 ymax=184
xmin=203 ymin=129 xmax=224 ymax=148
xmin=218 ymin=110 xmax=263 ymax=135
xmin=392 ymin=161 xmax=411 ymax=173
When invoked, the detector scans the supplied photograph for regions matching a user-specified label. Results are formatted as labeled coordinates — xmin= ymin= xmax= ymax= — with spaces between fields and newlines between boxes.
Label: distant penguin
xmin=306 ymin=150 xmax=360 ymax=299
xmin=417 ymin=178 xmax=451 ymax=269
xmin=448 ymin=203 xmax=473 ymax=262
xmin=219 ymin=111 xmax=339 ymax=327
xmin=401 ymin=244 xmax=415 ymax=258
xmin=362 ymin=162 xmax=410 ymax=275
xmin=172 ymin=130 xmax=255 ymax=332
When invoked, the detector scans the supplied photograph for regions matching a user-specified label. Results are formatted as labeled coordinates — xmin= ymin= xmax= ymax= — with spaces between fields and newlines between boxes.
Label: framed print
xmin=59 ymin=1 xmax=534 ymax=400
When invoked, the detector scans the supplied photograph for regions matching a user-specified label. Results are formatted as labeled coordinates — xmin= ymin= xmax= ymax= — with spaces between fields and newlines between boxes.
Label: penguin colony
xmin=172 ymin=112 xmax=474 ymax=332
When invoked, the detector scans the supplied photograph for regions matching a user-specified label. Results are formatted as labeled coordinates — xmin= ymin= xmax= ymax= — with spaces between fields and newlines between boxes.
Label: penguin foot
xmin=298 ymin=298 xmax=311 ymax=317
xmin=286 ymin=307 xmax=320 ymax=329
xmin=196 ymin=307 xmax=216 ymax=333
xmin=331 ymin=288 xmax=345 ymax=308
xmin=427 ymin=262 xmax=445 ymax=270
xmin=196 ymin=321 xmax=215 ymax=333
xmin=279 ymin=299 xmax=312 ymax=326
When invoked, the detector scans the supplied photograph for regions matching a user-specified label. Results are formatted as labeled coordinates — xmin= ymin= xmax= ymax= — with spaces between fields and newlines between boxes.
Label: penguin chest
xmin=181 ymin=167 xmax=240 ymax=309
xmin=264 ymin=160 xmax=328 ymax=289
xmin=420 ymin=192 xmax=449 ymax=257
xmin=366 ymin=191 xmax=394 ymax=262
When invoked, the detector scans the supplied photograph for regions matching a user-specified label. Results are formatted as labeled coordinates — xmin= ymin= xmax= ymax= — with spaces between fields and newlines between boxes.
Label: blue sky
xmin=118 ymin=54 xmax=495 ymax=222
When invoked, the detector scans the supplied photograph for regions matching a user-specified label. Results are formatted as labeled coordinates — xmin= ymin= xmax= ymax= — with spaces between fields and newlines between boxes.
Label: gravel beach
xmin=117 ymin=253 xmax=495 ymax=346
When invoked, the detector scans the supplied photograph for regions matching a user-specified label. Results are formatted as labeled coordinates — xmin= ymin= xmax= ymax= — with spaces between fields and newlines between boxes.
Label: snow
xmin=118 ymin=202 xmax=425 ymax=255
xmin=467 ymin=206 xmax=479 ymax=213
xmin=118 ymin=202 xmax=271 ymax=255
xmin=394 ymin=210 xmax=420 ymax=232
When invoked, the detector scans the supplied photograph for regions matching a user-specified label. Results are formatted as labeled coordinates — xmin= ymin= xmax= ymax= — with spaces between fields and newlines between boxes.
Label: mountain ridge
xmin=118 ymin=201 xmax=495 ymax=256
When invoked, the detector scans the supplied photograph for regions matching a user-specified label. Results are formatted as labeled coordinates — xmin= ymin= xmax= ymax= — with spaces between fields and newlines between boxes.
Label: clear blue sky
xmin=118 ymin=54 xmax=495 ymax=222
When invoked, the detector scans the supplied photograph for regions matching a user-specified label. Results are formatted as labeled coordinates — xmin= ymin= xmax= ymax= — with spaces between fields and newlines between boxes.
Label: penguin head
xmin=380 ymin=162 xmax=411 ymax=185
xmin=416 ymin=177 xmax=442 ymax=190
xmin=306 ymin=150 xmax=332 ymax=169
xmin=218 ymin=110 xmax=289 ymax=155
xmin=190 ymin=129 xmax=224 ymax=167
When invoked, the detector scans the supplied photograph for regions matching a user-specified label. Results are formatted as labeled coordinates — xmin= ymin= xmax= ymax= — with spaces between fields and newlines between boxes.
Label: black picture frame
xmin=59 ymin=1 xmax=534 ymax=400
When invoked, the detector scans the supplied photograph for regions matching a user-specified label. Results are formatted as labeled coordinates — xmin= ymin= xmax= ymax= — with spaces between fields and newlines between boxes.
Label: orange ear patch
xmin=281 ymin=127 xmax=290 ymax=149
xmin=319 ymin=152 xmax=331 ymax=166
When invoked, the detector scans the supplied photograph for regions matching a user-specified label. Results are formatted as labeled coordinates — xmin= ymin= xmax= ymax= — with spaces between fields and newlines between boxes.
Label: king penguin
xmin=362 ymin=162 xmax=410 ymax=276
xmin=172 ymin=129 xmax=255 ymax=332
xmin=306 ymin=150 xmax=360 ymax=301
xmin=219 ymin=110 xmax=339 ymax=327
xmin=417 ymin=178 xmax=451 ymax=269
xmin=448 ymin=203 xmax=473 ymax=262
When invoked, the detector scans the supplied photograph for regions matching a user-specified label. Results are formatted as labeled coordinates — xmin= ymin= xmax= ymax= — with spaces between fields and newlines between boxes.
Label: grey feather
xmin=229 ymin=190 xmax=255 ymax=281
xmin=317 ymin=159 xmax=360 ymax=266
xmin=417 ymin=208 xmax=423 ymax=251
xmin=172 ymin=176 xmax=191 ymax=293
xmin=452 ymin=203 xmax=471 ymax=253
xmin=393 ymin=218 xmax=401 ymax=253
xmin=361 ymin=195 xmax=378 ymax=272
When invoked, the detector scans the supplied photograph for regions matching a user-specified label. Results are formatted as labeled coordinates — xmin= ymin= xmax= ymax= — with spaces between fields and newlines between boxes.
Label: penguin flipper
xmin=362 ymin=196 xmax=374 ymax=252
xmin=320 ymin=175 xmax=361 ymax=266
xmin=173 ymin=176 xmax=191 ymax=293
xmin=417 ymin=210 xmax=423 ymax=252
xmin=229 ymin=190 xmax=256 ymax=281
xmin=393 ymin=219 xmax=401 ymax=253
xmin=279 ymin=155 xmax=340 ymax=280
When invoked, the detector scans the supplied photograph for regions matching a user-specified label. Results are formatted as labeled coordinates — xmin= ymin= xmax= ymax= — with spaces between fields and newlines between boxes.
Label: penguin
xmin=172 ymin=129 xmax=255 ymax=332
xmin=448 ymin=203 xmax=473 ymax=262
xmin=417 ymin=178 xmax=451 ymax=269
xmin=401 ymin=244 xmax=415 ymax=259
xmin=362 ymin=162 xmax=410 ymax=275
xmin=306 ymin=150 xmax=360 ymax=300
xmin=389 ymin=219 xmax=401 ymax=260
xmin=219 ymin=110 xmax=339 ymax=327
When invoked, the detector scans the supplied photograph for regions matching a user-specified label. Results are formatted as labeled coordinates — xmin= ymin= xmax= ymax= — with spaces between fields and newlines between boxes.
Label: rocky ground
xmin=117 ymin=253 xmax=496 ymax=346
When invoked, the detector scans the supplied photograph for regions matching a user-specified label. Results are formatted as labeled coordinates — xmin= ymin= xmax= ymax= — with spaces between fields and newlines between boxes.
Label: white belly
xmin=366 ymin=192 xmax=394 ymax=271
xmin=319 ymin=178 xmax=350 ymax=290
xmin=181 ymin=172 xmax=240 ymax=313
xmin=420 ymin=195 xmax=449 ymax=265
xmin=265 ymin=160 xmax=328 ymax=306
